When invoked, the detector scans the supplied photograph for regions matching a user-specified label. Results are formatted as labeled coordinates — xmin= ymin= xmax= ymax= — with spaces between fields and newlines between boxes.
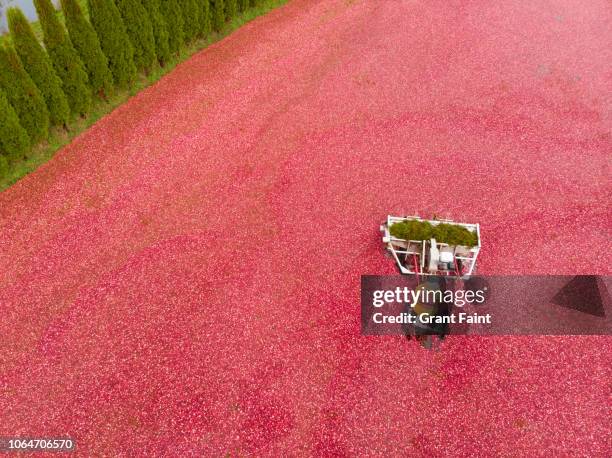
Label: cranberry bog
xmin=0 ymin=0 xmax=610 ymax=455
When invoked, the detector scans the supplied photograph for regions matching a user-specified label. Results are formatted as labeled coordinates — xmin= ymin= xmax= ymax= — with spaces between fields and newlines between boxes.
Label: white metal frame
xmin=381 ymin=215 xmax=481 ymax=278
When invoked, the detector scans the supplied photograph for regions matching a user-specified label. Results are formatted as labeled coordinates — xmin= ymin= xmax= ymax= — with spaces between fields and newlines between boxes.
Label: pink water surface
xmin=1 ymin=0 xmax=611 ymax=455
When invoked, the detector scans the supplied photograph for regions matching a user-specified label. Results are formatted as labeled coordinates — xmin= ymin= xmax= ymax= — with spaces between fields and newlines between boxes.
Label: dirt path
xmin=0 ymin=0 xmax=610 ymax=455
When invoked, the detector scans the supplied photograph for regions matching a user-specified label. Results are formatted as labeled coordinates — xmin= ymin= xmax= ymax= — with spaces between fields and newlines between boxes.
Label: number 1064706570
xmin=0 ymin=437 xmax=75 ymax=452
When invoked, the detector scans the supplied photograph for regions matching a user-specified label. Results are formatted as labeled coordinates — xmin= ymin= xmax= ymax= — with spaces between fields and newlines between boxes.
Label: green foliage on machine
xmin=390 ymin=220 xmax=478 ymax=247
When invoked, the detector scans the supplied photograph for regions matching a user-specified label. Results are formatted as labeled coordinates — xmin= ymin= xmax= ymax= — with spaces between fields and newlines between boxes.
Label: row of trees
xmin=0 ymin=0 xmax=263 ymax=175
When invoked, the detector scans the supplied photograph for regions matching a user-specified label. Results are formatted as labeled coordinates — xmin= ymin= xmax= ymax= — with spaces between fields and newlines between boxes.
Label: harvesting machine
xmin=381 ymin=215 xmax=481 ymax=278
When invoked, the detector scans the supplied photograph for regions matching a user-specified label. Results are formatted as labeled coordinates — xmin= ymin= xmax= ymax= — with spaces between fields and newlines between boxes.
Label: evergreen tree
xmin=0 ymin=44 xmax=49 ymax=142
xmin=161 ymin=0 xmax=184 ymax=55
xmin=7 ymin=7 xmax=69 ymax=127
xmin=115 ymin=0 xmax=157 ymax=72
xmin=211 ymin=0 xmax=225 ymax=32
xmin=181 ymin=0 xmax=200 ymax=42
xmin=0 ymin=155 xmax=9 ymax=179
xmin=61 ymin=0 xmax=113 ymax=98
xmin=225 ymin=0 xmax=237 ymax=20
xmin=200 ymin=0 xmax=211 ymax=37
xmin=0 ymin=88 xmax=30 ymax=161
xmin=142 ymin=0 xmax=171 ymax=66
xmin=34 ymin=0 xmax=91 ymax=116
xmin=88 ymin=0 xmax=137 ymax=88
